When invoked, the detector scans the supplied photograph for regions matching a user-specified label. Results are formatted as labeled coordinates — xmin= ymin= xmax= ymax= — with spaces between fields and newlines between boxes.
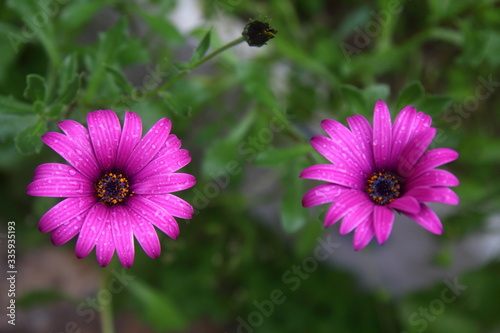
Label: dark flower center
xmin=365 ymin=171 xmax=402 ymax=205
xmin=95 ymin=172 xmax=133 ymax=206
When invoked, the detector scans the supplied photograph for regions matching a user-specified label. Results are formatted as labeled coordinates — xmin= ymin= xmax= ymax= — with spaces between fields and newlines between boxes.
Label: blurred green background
xmin=1 ymin=0 xmax=500 ymax=332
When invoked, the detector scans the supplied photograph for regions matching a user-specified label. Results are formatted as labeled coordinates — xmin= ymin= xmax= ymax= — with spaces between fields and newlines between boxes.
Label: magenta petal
xmin=346 ymin=115 xmax=374 ymax=169
xmin=132 ymin=173 xmax=196 ymax=194
xmin=146 ymin=194 xmax=194 ymax=219
xmin=42 ymin=132 xmax=100 ymax=180
xmin=27 ymin=177 xmax=94 ymax=197
xmin=406 ymin=169 xmax=460 ymax=189
xmin=388 ymin=105 xmax=416 ymax=169
xmin=321 ymin=119 xmax=372 ymax=173
xmin=129 ymin=209 xmax=161 ymax=258
xmin=353 ymin=215 xmax=374 ymax=251
xmin=411 ymin=148 xmax=459 ymax=179
xmin=133 ymin=149 xmax=192 ymax=183
xmin=124 ymin=117 xmax=172 ymax=176
xmin=396 ymin=127 xmax=436 ymax=179
xmin=126 ymin=196 xmax=180 ymax=239
xmin=324 ymin=190 xmax=367 ymax=227
xmin=310 ymin=136 xmax=363 ymax=172
xmin=58 ymin=120 xmax=94 ymax=156
xmin=388 ymin=196 xmax=420 ymax=214
xmin=109 ymin=206 xmax=135 ymax=268
xmin=405 ymin=187 xmax=460 ymax=205
xmin=373 ymin=100 xmax=392 ymax=170
xmin=115 ymin=111 xmax=142 ymax=171
xmin=299 ymin=164 xmax=364 ymax=190
xmin=373 ymin=205 xmax=394 ymax=244
xmin=50 ymin=213 xmax=86 ymax=246
xmin=38 ymin=197 xmax=96 ymax=233
xmin=32 ymin=163 xmax=83 ymax=181
xmin=302 ymin=184 xmax=347 ymax=207
xmin=158 ymin=134 xmax=182 ymax=156
xmin=87 ymin=110 xmax=121 ymax=171
xmin=413 ymin=111 xmax=432 ymax=135
xmin=95 ymin=222 xmax=115 ymax=267
xmin=405 ymin=204 xmax=443 ymax=234
xmin=75 ymin=203 xmax=109 ymax=259
xmin=339 ymin=202 xmax=374 ymax=235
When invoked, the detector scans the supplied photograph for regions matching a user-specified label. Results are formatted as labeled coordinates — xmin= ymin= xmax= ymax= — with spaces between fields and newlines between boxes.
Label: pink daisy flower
xmin=27 ymin=110 xmax=196 ymax=267
xmin=300 ymin=101 xmax=459 ymax=250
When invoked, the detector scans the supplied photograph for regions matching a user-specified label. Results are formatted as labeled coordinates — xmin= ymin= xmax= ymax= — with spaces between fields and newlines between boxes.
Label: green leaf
xmin=58 ymin=73 xmax=82 ymax=105
xmin=14 ymin=119 xmax=46 ymax=154
xmin=0 ymin=113 xmax=38 ymax=142
xmin=396 ymin=81 xmax=424 ymax=110
xmin=255 ymin=144 xmax=312 ymax=167
xmin=190 ymin=30 xmax=211 ymax=66
xmin=24 ymin=74 xmax=46 ymax=102
xmin=128 ymin=280 xmax=187 ymax=331
xmin=280 ymin=159 xmax=309 ymax=233
xmin=0 ymin=95 xmax=33 ymax=115
xmin=364 ymin=83 xmax=390 ymax=109
xmin=159 ymin=91 xmax=192 ymax=117
xmin=105 ymin=66 xmax=133 ymax=94
xmin=137 ymin=9 xmax=183 ymax=45
xmin=58 ymin=53 xmax=79 ymax=97
xmin=341 ymin=84 xmax=367 ymax=116
xmin=414 ymin=95 xmax=453 ymax=117
xmin=33 ymin=100 xmax=45 ymax=115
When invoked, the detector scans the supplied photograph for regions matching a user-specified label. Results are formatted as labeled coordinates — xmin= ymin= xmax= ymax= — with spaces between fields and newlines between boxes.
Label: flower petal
xmin=87 ymin=110 xmax=122 ymax=171
xmin=396 ymin=127 xmax=436 ymax=179
xmin=406 ymin=169 xmax=460 ymax=189
xmin=339 ymin=201 xmax=374 ymax=235
xmin=58 ymin=119 xmax=94 ymax=156
xmin=324 ymin=190 xmax=367 ymax=227
xmin=373 ymin=205 xmax=394 ymax=244
xmin=32 ymin=163 xmax=84 ymax=181
xmin=146 ymin=194 xmax=194 ymax=219
xmin=302 ymin=184 xmax=347 ymax=207
xmin=109 ymin=206 xmax=135 ymax=268
xmin=299 ymin=164 xmax=364 ymax=190
xmin=129 ymin=209 xmax=161 ymax=259
xmin=411 ymin=148 xmax=459 ymax=179
xmin=126 ymin=196 xmax=180 ymax=239
xmin=158 ymin=134 xmax=182 ymax=156
xmin=38 ymin=197 xmax=96 ymax=233
xmin=95 ymin=221 xmax=115 ymax=267
xmin=347 ymin=114 xmax=374 ymax=170
xmin=115 ymin=111 xmax=142 ymax=171
xmin=353 ymin=215 xmax=375 ymax=251
xmin=388 ymin=196 xmax=420 ymax=214
xmin=373 ymin=100 xmax=392 ymax=170
xmin=388 ymin=105 xmax=416 ymax=169
xmin=404 ymin=204 xmax=443 ymax=234
xmin=132 ymin=173 xmax=196 ymax=194
xmin=310 ymin=136 xmax=363 ymax=172
xmin=50 ymin=212 xmax=87 ymax=246
xmin=41 ymin=132 xmax=101 ymax=180
xmin=124 ymin=117 xmax=172 ymax=176
xmin=404 ymin=187 xmax=460 ymax=205
xmin=26 ymin=177 xmax=94 ymax=197
xmin=75 ymin=203 xmax=109 ymax=259
xmin=321 ymin=119 xmax=372 ymax=173
xmin=133 ymin=149 xmax=192 ymax=183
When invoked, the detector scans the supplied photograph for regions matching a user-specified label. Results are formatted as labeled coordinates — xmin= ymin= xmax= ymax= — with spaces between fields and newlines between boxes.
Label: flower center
xmin=365 ymin=171 xmax=402 ymax=205
xmin=95 ymin=172 xmax=133 ymax=206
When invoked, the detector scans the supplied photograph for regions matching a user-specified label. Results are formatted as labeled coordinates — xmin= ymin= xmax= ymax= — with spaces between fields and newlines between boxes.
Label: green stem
xmin=145 ymin=36 xmax=245 ymax=98
xmin=100 ymin=267 xmax=115 ymax=333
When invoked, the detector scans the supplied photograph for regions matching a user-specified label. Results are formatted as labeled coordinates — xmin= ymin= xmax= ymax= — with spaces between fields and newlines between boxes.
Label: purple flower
xmin=300 ymin=101 xmax=459 ymax=250
xmin=27 ymin=110 xmax=196 ymax=267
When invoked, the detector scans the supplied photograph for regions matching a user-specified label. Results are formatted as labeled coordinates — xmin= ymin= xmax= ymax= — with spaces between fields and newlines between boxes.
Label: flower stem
xmin=145 ymin=36 xmax=245 ymax=98
xmin=100 ymin=267 xmax=115 ymax=333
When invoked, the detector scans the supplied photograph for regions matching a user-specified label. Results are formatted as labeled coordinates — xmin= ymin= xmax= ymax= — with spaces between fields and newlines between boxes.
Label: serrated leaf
xmin=58 ymin=73 xmax=82 ymax=105
xmin=280 ymin=160 xmax=309 ymax=233
xmin=15 ymin=119 xmax=46 ymax=154
xmin=128 ymin=280 xmax=187 ymax=331
xmin=190 ymin=30 xmax=211 ymax=66
xmin=159 ymin=91 xmax=192 ymax=117
xmin=396 ymin=81 xmax=424 ymax=110
xmin=105 ymin=65 xmax=133 ymax=94
xmin=341 ymin=84 xmax=367 ymax=116
xmin=0 ymin=95 xmax=33 ymax=114
xmin=24 ymin=74 xmax=46 ymax=102
xmin=255 ymin=144 xmax=312 ymax=167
